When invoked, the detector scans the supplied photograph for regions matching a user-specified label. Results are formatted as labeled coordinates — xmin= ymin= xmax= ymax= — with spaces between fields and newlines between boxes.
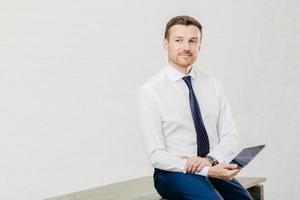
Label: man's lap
xmin=153 ymin=168 xmax=253 ymax=200
xmin=154 ymin=169 xmax=222 ymax=200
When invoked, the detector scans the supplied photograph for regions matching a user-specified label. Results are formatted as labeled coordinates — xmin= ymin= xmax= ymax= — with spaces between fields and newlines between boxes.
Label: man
xmin=138 ymin=15 xmax=253 ymax=200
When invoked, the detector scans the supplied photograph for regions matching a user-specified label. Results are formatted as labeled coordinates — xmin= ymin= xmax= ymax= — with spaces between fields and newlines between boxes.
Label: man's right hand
xmin=208 ymin=163 xmax=240 ymax=181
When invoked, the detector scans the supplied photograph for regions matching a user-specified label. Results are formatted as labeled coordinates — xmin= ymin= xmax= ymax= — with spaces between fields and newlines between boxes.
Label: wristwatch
xmin=206 ymin=155 xmax=219 ymax=166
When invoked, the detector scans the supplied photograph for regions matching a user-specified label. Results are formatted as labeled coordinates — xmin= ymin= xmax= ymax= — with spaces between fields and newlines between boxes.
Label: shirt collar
xmin=164 ymin=62 xmax=196 ymax=82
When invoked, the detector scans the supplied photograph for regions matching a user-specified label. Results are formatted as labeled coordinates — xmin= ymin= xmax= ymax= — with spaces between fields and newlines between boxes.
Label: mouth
xmin=179 ymin=54 xmax=192 ymax=58
xmin=179 ymin=52 xmax=192 ymax=56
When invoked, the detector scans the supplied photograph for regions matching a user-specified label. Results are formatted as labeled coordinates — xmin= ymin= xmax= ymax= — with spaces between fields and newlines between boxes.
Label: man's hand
xmin=181 ymin=155 xmax=211 ymax=174
xmin=208 ymin=163 xmax=240 ymax=180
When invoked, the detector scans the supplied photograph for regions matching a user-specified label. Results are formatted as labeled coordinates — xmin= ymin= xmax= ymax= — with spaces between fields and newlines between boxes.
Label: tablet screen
xmin=230 ymin=145 xmax=265 ymax=168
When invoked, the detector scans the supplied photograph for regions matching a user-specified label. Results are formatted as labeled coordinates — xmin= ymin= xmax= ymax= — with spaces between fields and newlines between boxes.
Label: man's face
xmin=163 ymin=25 xmax=201 ymax=70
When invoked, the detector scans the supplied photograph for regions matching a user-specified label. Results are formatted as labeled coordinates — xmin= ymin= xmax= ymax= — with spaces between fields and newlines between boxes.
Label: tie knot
xmin=182 ymin=76 xmax=192 ymax=89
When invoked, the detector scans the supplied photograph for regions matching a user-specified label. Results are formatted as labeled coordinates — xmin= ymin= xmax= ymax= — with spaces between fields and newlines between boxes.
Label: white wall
xmin=0 ymin=0 xmax=299 ymax=199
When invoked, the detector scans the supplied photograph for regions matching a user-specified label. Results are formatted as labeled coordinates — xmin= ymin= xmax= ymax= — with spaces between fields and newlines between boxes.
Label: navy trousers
xmin=154 ymin=169 xmax=254 ymax=200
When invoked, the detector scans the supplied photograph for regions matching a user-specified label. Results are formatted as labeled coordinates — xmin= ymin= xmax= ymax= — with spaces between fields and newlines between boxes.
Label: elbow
xmin=233 ymin=134 xmax=239 ymax=152
xmin=223 ymin=133 xmax=239 ymax=156
xmin=149 ymin=149 xmax=165 ymax=168
xmin=149 ymin=149 xmax=159 ymax=167
xmin=228 ymin=134 xmax=239 ymax=155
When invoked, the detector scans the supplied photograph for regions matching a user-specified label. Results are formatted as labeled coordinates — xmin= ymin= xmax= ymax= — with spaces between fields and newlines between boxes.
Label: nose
xmin=182 ymin=41 xmax=191 ymax=51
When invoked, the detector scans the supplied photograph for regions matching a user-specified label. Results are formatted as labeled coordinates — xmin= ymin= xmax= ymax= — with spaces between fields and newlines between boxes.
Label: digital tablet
xmin=230 ymin=145 xmax=265 ymax=168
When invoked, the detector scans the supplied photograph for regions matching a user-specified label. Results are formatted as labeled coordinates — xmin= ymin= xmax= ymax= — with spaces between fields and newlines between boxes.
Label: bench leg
xmin=247 ymin=184 xmax=264 ymax=200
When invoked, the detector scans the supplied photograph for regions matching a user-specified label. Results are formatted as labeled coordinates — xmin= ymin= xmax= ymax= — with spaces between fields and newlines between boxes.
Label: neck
xmin=168 ymin=61 xmax=192 ymax=75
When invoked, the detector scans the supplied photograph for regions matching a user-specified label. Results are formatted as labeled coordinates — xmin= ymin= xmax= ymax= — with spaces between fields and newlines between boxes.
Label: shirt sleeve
xmin=208 ymin=79 xmax=239 ymax=163
xmin=138 ymin=86 xmax=185 ymax=171
xmin=138 ymin=86 xmax=208 ymax=176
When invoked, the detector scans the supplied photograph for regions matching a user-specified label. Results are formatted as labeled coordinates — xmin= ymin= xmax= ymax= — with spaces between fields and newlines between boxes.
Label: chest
xmin=155 ymin=80 xmax=219 ymax=123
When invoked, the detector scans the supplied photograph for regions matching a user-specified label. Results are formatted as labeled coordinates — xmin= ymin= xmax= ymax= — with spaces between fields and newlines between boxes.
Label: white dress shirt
xmin=138 ymin=63 xmax=238 ymax=177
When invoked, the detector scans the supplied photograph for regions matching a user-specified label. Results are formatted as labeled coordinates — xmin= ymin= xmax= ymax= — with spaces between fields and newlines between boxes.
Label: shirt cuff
xmin=196 ymin=166 xmax=209 ymax=177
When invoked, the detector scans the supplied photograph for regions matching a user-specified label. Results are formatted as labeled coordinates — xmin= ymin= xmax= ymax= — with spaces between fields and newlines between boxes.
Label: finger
xmin=228 ymin=169 xmax=239 ymax=175
xmin=199 ymin=162 xmax=208 ymax=169
xmin=183 ymin=162 xmax=188 ymax=173
xmin=181 ymin=155 xmax=189 ymax=159
xmin=196 ymin=162 xmax=207 ymax=172
xmin=223 ymin=163 xmax=238 ymax=170
xmin=185 ymin=160 xmax=193 ymax=173
xmin=231 ymin=169 xmax=240 ymax=175
xmin=227 ymin=169 xmax=240 ymax=180
xmin=196 ymin=164 xmax=202 ymax=172
xmin=187 ymin=162 xmax=194 ymax=173
xmin=191 ymin=162 xmax=200 ymax=173
xmin=183 ymin=159 xmax=191 ymax=173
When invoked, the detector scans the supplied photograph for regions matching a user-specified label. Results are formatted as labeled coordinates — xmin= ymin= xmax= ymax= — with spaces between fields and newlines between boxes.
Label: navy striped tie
xmin=183 ymin=76 xmax=210 ymax=157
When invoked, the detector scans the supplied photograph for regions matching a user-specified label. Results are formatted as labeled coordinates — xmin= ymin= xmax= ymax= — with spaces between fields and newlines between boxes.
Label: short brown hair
xmin=164 ymin=15 xmax=202 ymax=40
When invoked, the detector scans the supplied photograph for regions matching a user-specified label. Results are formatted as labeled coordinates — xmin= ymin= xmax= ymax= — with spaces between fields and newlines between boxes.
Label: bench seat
xmin=47 ymin=176 xmax=266 ymax=200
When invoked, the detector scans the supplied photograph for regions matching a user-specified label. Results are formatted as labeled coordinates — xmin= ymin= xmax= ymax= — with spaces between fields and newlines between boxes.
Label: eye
xmin=175 ymin=39 xmax=182 ymax=42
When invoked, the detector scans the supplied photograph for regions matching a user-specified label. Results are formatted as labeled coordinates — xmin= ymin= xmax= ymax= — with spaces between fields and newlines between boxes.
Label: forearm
xmin=150 ymin=150 xmax=209 ymax=176
xmin=149 ymin=149 xmax=185 ymax=172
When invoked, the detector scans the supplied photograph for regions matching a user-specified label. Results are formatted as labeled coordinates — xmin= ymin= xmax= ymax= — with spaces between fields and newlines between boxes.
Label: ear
xmin=163 ymin=38 xmax=168 ymax=50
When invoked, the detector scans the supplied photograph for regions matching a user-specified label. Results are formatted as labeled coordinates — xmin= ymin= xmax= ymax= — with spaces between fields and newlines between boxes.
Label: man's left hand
xmin=181 ymin=155 xmax=211 ymax=174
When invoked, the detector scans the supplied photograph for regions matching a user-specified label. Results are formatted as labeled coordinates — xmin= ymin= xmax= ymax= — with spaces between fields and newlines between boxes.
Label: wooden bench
xmin=47 ymin=176 xmax=266 ymax=200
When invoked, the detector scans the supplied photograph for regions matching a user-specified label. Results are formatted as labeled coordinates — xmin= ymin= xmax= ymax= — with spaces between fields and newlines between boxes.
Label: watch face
xmin=206 ymin=156 xmax=218 ymax=166
xmin=206 ymin=156 xmax=214 ymax=163
xmin=212 ymin=160 xmax=219 ymax=166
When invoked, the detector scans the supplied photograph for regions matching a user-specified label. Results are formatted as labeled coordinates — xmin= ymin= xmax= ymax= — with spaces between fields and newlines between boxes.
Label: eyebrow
xmin=174 ymin=36 xmax=199 ymax=40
